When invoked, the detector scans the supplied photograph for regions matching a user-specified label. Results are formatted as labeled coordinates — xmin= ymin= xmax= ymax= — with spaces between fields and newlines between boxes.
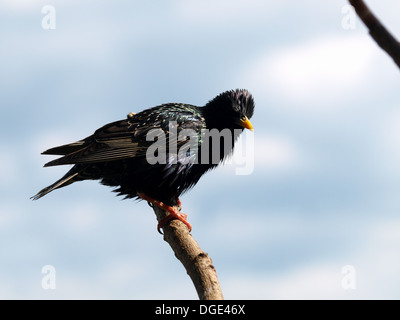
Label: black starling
xmin=32 ymin=89 xmax=255 ymax=232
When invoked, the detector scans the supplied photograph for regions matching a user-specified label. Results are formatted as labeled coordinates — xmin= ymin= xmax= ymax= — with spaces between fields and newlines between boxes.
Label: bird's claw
xmin=176 ymin=198 xmax=182 ymax=211
xmin=157 ymin=211 xmax=192 ymax=234
xmin=137 ymin=193 xmax=192 ymax=234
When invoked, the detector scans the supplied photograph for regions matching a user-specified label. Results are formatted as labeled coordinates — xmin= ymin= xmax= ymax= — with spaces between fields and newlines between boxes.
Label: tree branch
xmin=151 ymin=205 xmax=224 ymax=300
xmin=349 ymin=0 xmax=400 ymax=69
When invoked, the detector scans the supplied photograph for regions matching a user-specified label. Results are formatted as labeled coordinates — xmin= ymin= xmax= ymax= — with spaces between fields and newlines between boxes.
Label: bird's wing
xmin=42 ymin=107 xmax=205 ymax=167
xmin=42 ymin=140 xmax=89 ymax=155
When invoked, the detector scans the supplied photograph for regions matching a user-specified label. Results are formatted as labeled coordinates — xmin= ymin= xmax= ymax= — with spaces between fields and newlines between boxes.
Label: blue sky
xmin=1 ymin=0 xmax=400 ymax=299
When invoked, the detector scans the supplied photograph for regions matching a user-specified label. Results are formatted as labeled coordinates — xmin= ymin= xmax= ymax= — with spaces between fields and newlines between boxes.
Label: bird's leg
xmin=138 ymin=193 xmax=192 ymax=234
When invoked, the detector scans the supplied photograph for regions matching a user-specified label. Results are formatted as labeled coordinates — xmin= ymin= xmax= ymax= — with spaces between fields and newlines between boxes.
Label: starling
xmin=32 ymin=89 xmax=255 ymax=233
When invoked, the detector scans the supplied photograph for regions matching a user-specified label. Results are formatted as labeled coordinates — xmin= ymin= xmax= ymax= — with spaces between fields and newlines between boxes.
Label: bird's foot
xmin=176 ymin=197 xmax=182 ymax=211
xmin=157 ymin=210 xmax=191 ymax=234
xmin=138 ymin=193 xmax=192 ymax=234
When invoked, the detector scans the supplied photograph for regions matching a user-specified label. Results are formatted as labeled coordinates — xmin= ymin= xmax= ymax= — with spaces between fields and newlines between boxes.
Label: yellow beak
xmin=240 ymin=116 xmax=254 ymax=131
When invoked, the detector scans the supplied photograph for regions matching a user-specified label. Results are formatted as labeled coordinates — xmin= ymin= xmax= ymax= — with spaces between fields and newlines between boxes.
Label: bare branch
xmin=349 ymin=0 xmax=400 ymax=69
xmin=152 ymin=205 xmax=224 ymax=300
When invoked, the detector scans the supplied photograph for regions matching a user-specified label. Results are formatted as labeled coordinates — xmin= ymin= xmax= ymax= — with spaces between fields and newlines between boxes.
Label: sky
xmin=1 ymin=0 xmax=400 ymax=299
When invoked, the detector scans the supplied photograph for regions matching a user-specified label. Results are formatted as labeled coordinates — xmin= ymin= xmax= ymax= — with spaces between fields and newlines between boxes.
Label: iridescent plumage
xmin=32 ymin=89 xmax=255 ymax=230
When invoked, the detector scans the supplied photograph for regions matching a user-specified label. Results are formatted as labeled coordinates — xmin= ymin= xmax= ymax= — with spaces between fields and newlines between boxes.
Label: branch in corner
xmin=349 ymin=0 xmax=400 ymax=69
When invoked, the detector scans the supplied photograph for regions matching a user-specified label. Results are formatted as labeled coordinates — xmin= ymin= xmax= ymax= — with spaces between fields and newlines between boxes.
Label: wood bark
xmin=152 ymin=205 xmax=224 ymax=300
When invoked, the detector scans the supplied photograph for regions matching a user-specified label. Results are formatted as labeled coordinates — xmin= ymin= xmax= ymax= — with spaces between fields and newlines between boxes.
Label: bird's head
xmin=204 ymin=89 xmax=255 ymax=132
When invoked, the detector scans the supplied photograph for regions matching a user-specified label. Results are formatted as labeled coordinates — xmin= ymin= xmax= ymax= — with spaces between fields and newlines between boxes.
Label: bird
xmin=32 ymin=89 xmax=255 ymax=233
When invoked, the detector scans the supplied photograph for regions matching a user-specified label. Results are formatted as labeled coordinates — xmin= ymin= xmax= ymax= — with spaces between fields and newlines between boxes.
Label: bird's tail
xmin=31 ymin=168 xmax=81 ymax=200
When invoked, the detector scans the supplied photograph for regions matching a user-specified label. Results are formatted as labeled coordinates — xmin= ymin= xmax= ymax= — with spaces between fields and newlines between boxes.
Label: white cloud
xmin=244 ymin=34 xmax=376 ymax=108
xmin=253 ymin=133 xmax=300 ymax=170
xmin=223 ymin=264 xmax=345 ymax=299
xmin=223 ymin=132 xmax=300 ymax=175
xmin=220 ymin=216 xmax=400 ymax=299
xmin=0 ymin=0 xmax=45 ymax=11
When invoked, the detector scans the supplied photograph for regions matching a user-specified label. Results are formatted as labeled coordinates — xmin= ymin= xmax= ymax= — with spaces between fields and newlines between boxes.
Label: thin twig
xmin=152 ymin=205 xmax=224 ymax=300
xmin=349 ymin=0 xmax=400 ymax=69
